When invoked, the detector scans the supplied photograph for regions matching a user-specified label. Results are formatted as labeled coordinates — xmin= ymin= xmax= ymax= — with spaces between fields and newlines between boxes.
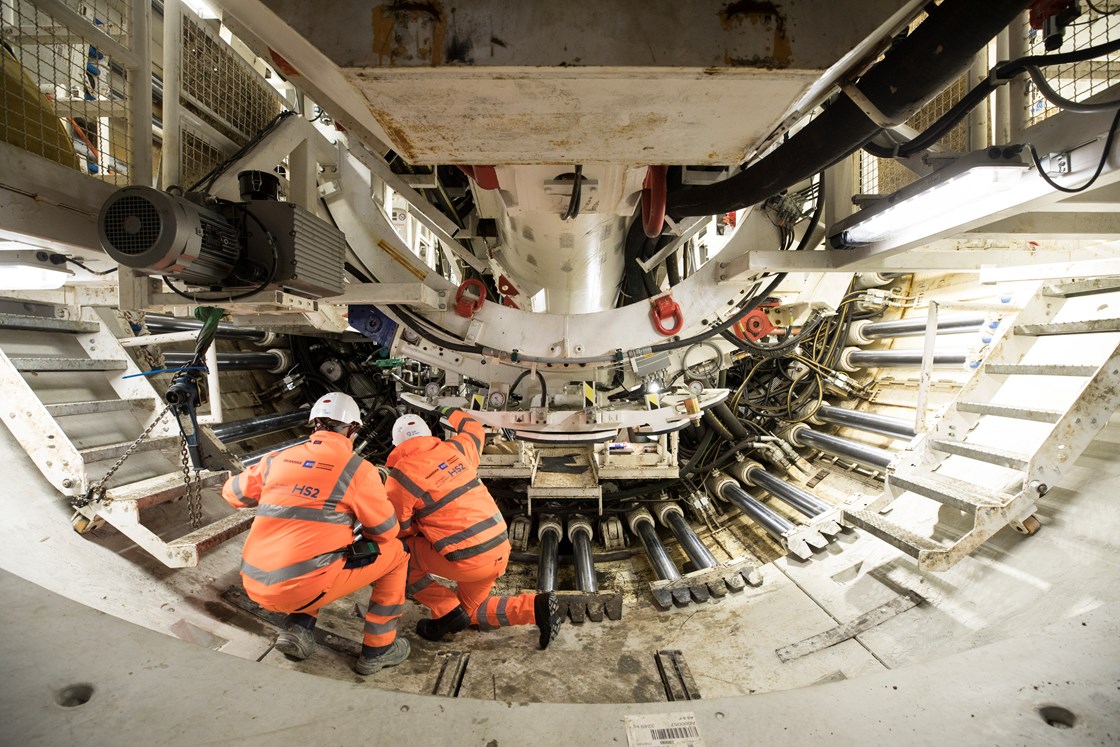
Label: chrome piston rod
xmin=839 ymin=347 xmax=967 ymax=372
xmin=849 ymin=315 xmax=985 ymax=344
xmin=568 ymin=518 xmax=598 ymax=593
xmin=628 ymin=509 xmax=681 ymax=582
xmin=787 ymin=424 xmax=895 ymax=470
xmin=143 ymin=314 xmax=274 ymax=343
xmin=655 ymin=503 xmax=717 ymax=570
xmin=164 ymin=349 xmax=290 ymax=373
xmin=210 ymin=409 xmax=309 ymax=444
xmin=814 ymin=403 xmax=916 ymax=439
xmin=706 ymin=473 xmax=795 ymax=541
xmin=537 ymin=520 xmax=561 ymax=592
xmin=733 ymin=461 xmax=831 ymax=518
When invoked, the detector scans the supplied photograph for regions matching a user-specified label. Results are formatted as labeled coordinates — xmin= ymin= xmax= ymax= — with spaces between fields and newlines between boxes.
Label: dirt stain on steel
xmin=718 ymin=0 xmax=793 ymax=69
xmin=371 ymin=0 xmax=446 ymax=67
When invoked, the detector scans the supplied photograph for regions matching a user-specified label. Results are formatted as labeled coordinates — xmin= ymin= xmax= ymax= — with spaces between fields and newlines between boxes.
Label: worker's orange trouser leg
xmin=299 ymin=539 xmax=409 ymax=648
xmin=404 ymin=535 xmax=536 ymax=628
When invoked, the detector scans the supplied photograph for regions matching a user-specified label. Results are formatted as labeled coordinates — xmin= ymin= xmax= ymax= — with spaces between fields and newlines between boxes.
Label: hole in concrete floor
xmin=55 ymin=683 xmax=95 ymax=707
xmin=1039 ymin=705 xmax=1076 ymax=729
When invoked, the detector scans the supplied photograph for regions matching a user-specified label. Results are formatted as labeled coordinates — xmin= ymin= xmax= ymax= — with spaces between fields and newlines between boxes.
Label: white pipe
xmin=128 ymin=0 xmax=153 ymax=186
xmin=162 ymin=0 xmax=183 ymax=188
xmin=119 ymin=330 xmax=201 ymax=347
xmin=197 ymin=343 xmax=223 ymax=425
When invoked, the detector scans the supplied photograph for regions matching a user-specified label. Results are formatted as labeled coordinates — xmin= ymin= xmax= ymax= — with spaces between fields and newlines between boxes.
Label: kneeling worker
xmin=386 ymin=406 xmax=563 ymax=648
xmin=223 ymin=392 xmax=409 ymax=675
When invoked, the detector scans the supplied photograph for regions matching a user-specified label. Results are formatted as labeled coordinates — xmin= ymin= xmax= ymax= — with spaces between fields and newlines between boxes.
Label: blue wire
xmin=123 ymin=366 xmax=208 ymax=379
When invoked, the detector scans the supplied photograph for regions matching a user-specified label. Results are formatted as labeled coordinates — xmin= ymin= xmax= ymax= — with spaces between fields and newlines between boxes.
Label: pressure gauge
xmin=686 ymin=379 xmax=705 ymax=397
xmin=423 ymin=382 xmax=440 ymax=400
xmin=487 ymin=390 xmax=508 ymax=409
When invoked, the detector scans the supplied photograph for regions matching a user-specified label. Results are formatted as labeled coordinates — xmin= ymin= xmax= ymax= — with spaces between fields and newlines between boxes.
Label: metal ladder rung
xmin=955 ymin=401 xmax=1062 ymax=423
xmin=0 ymin=313 xmax=100 ymax=333
xmin=1015 ymin=318 xmax=1120 ymax=336
xmin=929 ymin=439 xmax=1029 ymax=470
xmin=888 ymin=471 xmax=1005 ymax=514
xmin=10 ymin=357 xmax=127 ymax=372
xmin=103 ymin=470 xmax=229 ymax=511
xmin=844 ymin=509 xmax=944 ymax=559
xmin=80 ymin=435 xmax=179 ymax=463
xmin=984 ymin=363 xmax=1096 ymax=376
xmin=45 ymin=399 xmax=150 ymax=417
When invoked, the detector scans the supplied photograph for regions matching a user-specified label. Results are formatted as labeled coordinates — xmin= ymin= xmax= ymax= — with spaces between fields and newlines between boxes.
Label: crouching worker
xmin=386 ymin=407 xmax=563 ymax=648
xmin=222 ymin=392 xmax=410 ymax=675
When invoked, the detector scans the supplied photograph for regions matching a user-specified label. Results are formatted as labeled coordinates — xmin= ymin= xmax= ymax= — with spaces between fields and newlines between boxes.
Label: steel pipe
xmin=839 ymin=347 xmax=967 ymax=372
xmin=164 ymin=349 xmax=290 ymax=373
xmin=240 ymin=438 xmax=308 ymax=466
xmin=568 ymin=517 xmax=598 ymax=593
xmin=706 ymin=473 xmax=795 ymax=541
xmin=848 ymin=316 xmax=985 ymax=344
xmin=787 ymin=424 xmax=895 ymax=470
xmin=733 ymin=461 xmax=831 ymax=518
xmin=211 ymin=410 xmax=309 ymax=444
xmin=655 ymin=503 xmax=717 ymax=570
xmin=144 ymin=314 xmax=274 ymax=344
xmin=627 ymin=509 xmax=681 ymax=582
xmin=814 ymin=403 xmax=917 ymax=439
xmin=536 ymin=519 xmax=561 ymax=593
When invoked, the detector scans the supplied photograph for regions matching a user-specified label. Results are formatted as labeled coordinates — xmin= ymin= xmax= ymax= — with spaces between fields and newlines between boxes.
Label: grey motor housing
xmin=98 ymin=186 xmax=241 ymax=286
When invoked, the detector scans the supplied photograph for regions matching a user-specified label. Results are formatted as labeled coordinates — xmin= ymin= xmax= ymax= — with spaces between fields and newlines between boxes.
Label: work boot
xmin=274 ymin=623 xmax=316 ymax=661
xmin=416 ymin=607 xmax=470 ymax=642
xmin=534 ymin=591 xmax=563 ymax=650
xmin=354 ymin=638 xmax=411 ymax=676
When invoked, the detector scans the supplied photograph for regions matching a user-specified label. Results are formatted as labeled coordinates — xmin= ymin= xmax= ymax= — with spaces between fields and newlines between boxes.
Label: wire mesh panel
xmin=179 ymin=10 xmax=282 ymax=146
xmin=179 ymin=125 xmax=229 ymax=190
xmin=1025 ymin=2 xmax=1120 ymax=127
xmin=1 ymin=0 xmax=134 ymax=180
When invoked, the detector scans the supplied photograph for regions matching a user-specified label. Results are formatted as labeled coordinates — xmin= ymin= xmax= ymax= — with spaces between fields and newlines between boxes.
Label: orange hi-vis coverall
xmin=223 ymin=430 xmax=408 ymax=648
xmin=386 ymin=408 xmax=536 ymax=629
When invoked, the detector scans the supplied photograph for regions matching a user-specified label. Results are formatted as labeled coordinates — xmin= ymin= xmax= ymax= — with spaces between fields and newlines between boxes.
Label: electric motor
xmin=98 ymin=185 xmax=240 ymax=286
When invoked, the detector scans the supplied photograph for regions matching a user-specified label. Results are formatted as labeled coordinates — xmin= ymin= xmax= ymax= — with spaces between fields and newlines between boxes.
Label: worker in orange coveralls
xmin=222 ymin=392 xmax=409 ymax=675
xmin=386 ymin=406 xmax=563 ymax=648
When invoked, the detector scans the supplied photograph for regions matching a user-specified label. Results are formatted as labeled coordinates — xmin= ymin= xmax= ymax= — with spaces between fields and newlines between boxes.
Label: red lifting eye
xmin=454 ymin=278 xmax=488 ymax=318
xmin=650 ymin=294 xmax=684 ymax=336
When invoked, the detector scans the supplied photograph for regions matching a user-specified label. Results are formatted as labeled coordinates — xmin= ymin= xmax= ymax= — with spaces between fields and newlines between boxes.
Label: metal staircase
xmin=844 ymin=277 xmax=1120 ymax=572
xmin=0 ymin=299 xmax=252 ymax=568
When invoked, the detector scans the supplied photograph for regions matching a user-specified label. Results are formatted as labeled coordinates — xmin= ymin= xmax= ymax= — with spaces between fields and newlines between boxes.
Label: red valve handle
xmin=454 ymin=278 xmax=487 ymax=318
xmin=650 ymin=295 xmax=684 ymax=336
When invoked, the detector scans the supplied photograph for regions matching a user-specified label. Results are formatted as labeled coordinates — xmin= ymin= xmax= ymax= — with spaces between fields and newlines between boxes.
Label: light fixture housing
xmin=0 ymin=249 xmax=73 ymax=290
xmin=829 ymin=147 xmax=1032 ymax=249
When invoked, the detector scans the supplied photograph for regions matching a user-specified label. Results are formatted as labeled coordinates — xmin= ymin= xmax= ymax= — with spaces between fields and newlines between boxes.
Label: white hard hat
xmin=392 ymin=414 xmax=432 ymax=445
xmin=309 ymin=392 xmax=361 ymax=426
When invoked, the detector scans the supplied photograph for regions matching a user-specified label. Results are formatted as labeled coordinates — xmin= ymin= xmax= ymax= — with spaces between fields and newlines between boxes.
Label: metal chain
xmin=180 ymin=438 xmax=205 ymax=529
xmin=73 ymin=404 xmax=174 ymax=508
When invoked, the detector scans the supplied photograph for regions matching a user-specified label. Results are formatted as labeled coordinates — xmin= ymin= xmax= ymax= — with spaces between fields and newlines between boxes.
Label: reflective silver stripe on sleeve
xmin=231 ymin=477 xmax=257 ymax=507
xmin=367 ymin=603 xmax=404 ymax=617
xmin=364 ymin=619 xmax=399 ymax=636
xmin=495 ymin=597 xmax=510 ymax=627
xmin=240 ymin=551 xmax=344 ymax=586
xmin=448 ymin=440 xmax=466 ymax=457
xmin=364 ymin=513 xmax=398 ymax=536
xmin=390 ymin=468 xmax=433 ymax=507
xmin=255 ymin=503 xmax=353 ymax=524
xmin=262 ymin=455 xmax=275 ymax=483
xmin=462 ymin=430 xmax=482 ymax=452
xmin=444 ymin=531 xmax=509 ymax=561
xmin=406 ymin=575 xmax=434 ymax=595
xmin=323 ymin=454 xmax=366 ymax=511
xmin=412 ymin=478 xmax=482 ymax=520
xmin=400 ymin=517 xmax=412 ymax=532
xmin=432 ymin=513 xmax=503 ymax=552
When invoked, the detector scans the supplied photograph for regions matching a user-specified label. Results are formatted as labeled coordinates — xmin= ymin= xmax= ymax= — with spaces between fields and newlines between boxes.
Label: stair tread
xmin=45 ymin=398 xmax=151 ymax=417
xmin=104 ymin=470 xmax=229 ymax=506
xmin=984 ymin=363 xmax=1096 ymax=376
xmin=955 ymin=401 xmax=1063 ymax=423
xmin=10 ymin=357 xmax=126 ymax=372
xmin=889 ymin=470 xmax=1006 ymax=512
xmin=1016 ymin=318 xmax=1120 ymax=336
xmin=80 ymin=435 xmax=180 ymax=463
xmin=845 ymin=509 xmax=944 ymax=557
xmin=929 ymin=439 xmax=1029 ymax=469
xmin=168 ymin=509 xmax=255 ymax=555
xmin=0 ymin=313 xmax=99 ymax=333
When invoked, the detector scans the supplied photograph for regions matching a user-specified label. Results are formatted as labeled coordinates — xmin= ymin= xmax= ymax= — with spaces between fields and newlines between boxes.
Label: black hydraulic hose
xmin=647 ymin=273 xmax=785 ymax=354
xmin=702 ymin=408 xmax=737 ymax=443
xmin=509 ymin=369 xmax=548 ymax=405
xmin=712 ymin=401 xmax=750 ymax=442
xmin=722 ymin=310 xmax=825 ymax=359
xmin=665 ymin=0 xmax=1030 ymax=218
xmin=665 ymin=249 xmax=681 ymax=287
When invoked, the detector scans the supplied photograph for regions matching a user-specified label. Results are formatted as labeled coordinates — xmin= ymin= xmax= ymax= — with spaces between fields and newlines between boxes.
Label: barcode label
xmin=624 ymin=712 xmax=704 ymax=747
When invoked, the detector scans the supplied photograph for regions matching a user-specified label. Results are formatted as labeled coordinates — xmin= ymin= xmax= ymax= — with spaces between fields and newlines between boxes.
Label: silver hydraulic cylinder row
xmin=163 ymin=349 xmax=291 ymax=374
xmin=704 ymin=472 xmax=826 ymax=561
xmin=838 ymin=347 xmax=967 ymax=372
xmin=240 ymin=437 xmax=308 ymax=466
xmin=730 ymin=460 xmax=831 ymax=518
xmin=809 ymin=402 xmax=916 ymax=439
xmin=847 ymin=315 xmax=987 ymax=345
xmin=210 ymin=409 xmax=309 ymax=444
xmin=627 ymin=508 xmax=681 ymax=582
xmin=143 ymin=314 xmax=275 ymax=345
xmin=785 ymin=424 xmax=895 ymax=471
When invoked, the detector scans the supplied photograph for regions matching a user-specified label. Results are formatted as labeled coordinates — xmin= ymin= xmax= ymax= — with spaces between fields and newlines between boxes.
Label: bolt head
xmin=62 ymin=478 xmax=73 ymax=488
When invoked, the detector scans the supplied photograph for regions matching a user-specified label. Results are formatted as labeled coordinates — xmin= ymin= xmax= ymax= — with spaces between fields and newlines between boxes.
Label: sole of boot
xmin=274 ymin=630 xmax=314 ymax=661
xmin=536 ymin=593 xmax=562 ymax=649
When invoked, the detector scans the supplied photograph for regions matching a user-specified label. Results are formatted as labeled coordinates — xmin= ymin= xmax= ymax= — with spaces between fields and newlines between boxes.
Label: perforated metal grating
xmin=1 ymin=0 xmax=135 ymax=181
xmin=1025 ymin=2 xmax=1120 ymax=126
xmin=179 ymin=11 xmax=282 ymax=146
